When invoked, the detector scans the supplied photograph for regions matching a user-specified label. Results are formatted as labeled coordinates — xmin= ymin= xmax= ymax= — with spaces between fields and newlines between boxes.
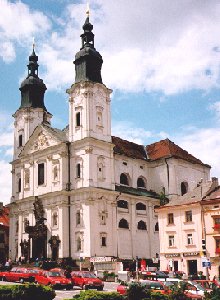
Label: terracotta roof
xmin=146 ymin=138 xmax=210 ymax=167
xmin=0 ymin=207 xmax=9 ymax=227
xmin=201 ymin=186 xmax=220 ymax=203
xmin=112 ymin=136 xmax=147 ymax=160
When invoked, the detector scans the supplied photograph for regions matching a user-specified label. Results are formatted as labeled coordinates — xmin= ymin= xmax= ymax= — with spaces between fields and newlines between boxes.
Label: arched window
xmin=136 ymin=202 xmax=146 ymax=210
xmin=117 ymin=200 xmax=128 ymax=209
xmin=137 ymin=177 xmax=146 ymax=188
xmin=137 ymin=220 xmax=147 ymax=230
xmin=76 ymin=210 xmax=80 ymax=226
xmin=155 ymin=222 xmax=159 ymax=232
xmin=76 ymin=163 xmax=81 ymax=178
xmin=181 ymin=181 xmax=188 ymax=196
xmin=118 ymin=218 xmax=129 ymax=229
xmin=120 ymin=173 xmax=129 ymax=186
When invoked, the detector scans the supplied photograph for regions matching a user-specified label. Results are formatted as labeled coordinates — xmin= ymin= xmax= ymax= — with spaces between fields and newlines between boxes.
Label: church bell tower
xmin=13 ymin=44 xmax=52 ymax=159
xmin=67 ymin=9 xmax=112 ymax=143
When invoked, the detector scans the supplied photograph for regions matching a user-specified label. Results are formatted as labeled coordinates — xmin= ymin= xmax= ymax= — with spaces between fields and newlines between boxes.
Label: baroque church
xmin=9 ymin=12 xmax=211 ymax=270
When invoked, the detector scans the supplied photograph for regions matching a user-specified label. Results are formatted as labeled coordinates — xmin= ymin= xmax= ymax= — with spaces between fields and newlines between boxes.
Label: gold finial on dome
xmin=33 ymin=37 xmax=35 ymax=51
xmin=86 ymin=2 xmax=90 ymax=17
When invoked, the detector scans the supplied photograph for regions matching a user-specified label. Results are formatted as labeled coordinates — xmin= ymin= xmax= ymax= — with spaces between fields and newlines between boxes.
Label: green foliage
xmin=206 ymin=286 xmax=220 ymax=300
xmin=70 ymin=290 xmax=124 ymax=300
xmin=0 ymin=284 xmax=56 ymax=300
xmin=126 ymin=282 xmax=148 ymax=300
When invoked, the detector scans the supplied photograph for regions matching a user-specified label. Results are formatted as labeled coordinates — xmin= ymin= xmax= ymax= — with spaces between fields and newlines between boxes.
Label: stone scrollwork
xmin=33 ymin=133 xmax=49 ymax=150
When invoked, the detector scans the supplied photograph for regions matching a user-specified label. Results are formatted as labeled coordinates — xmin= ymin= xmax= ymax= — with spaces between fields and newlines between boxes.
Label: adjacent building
xmin=0 ymin=202 xmax=9 ymax=263
xmin=9 ymin=12 xmax=211 ymax=272
xmin=157 ymin=178 xmax=220 ymax=278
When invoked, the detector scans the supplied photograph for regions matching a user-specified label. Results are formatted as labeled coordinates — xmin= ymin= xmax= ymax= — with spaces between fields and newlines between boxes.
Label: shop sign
xmin=183 ymin=252 xmax=199 ymax=257
xmin=90 ymin=256 xmax=112 ymax=263
xmin=165 ymin=253 xmax=180 ymax=258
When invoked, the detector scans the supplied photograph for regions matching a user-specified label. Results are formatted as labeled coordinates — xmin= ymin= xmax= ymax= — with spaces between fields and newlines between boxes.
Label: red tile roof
xmin=146 ymin=138 xmax=210 ymax=167
xmin=0 ymin=207 xmax=9 ymax=227
xmin=112 ymin=136 xmax=209 ymax=167
xmin=112 ymin=136 xmax=147 ymax=160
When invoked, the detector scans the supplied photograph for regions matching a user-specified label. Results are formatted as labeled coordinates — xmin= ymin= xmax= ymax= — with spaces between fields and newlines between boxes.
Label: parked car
xmin=35 ymin=270 xmax=72 ymax=289
xmin=117 ymin=280 xmax=172 ymax=295
xmin=141 ymin=271 xmax=169 ymax=280
xmin=0 ymin=267 xmax=38 ymax=283
xmin=159 ymin=278 xmax=205 ymax=298
xmin=194 ymin=280 xmax=219 ymax=292
xmin=71 ymin=271 xmax=104 ymax=290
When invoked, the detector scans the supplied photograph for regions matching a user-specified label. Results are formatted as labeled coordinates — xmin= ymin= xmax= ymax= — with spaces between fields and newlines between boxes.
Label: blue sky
xmin=1 ymin=0 xmax=220 ymax=204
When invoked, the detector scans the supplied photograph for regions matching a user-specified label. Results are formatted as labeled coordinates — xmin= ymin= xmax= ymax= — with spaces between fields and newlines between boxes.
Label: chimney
xmin=212 ymin=177 xmax=219 ymax=188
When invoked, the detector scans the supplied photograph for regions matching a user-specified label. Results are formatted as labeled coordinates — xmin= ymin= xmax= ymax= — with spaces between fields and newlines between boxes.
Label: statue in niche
xmin=24 ymin=169 xmax=30 ymax=187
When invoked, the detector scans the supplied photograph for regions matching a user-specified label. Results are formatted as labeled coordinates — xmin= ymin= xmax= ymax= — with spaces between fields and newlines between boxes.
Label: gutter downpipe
xmin=165 ymin=158 xmax=170 ymax=197
xmin=66 ymin=142 xmax=71 ymax=258
xmin=201 ymin=202 xmax=209 ymax=280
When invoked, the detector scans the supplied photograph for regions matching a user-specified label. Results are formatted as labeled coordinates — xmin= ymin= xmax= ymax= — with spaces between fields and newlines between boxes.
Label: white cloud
xmin=112 ymin=121 xmax=169 ymax=145
xmin=24 ymin=0 xmax=220 ymax=95
xmin=2 ymin=1 xmax=220 ymax=95
xmin=0 ymin=0 xmax=51 ymax=62
xmin=0 ymin=131 xmax=13 ymax=147
xmin=174 ymin=127 xmax=220 ymax=179
xmin=209 ymin=101 xmax=220 ymax=122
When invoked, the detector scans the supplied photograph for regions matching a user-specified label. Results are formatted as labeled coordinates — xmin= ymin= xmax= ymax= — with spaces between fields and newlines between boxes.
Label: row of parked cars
xmin=0 ymin=267 xmax=104 ymax=290
xmin=117 ymin=277 xmax=220 ymax=299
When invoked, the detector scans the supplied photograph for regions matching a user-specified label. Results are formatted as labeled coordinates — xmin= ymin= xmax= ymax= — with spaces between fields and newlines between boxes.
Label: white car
xmin=160 ymin=278 xmax=205 ymax=297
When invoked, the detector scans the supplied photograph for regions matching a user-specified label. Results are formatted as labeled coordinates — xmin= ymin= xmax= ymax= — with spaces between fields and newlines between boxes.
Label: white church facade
xmin=9 ymin=13 xmax=211 ymax=271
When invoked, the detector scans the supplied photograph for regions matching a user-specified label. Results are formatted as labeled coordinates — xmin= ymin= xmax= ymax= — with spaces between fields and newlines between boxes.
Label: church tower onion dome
xmin=19 ymin=46 xmax=47 ymax=110
xmin=74 ymin=12 xmax=103 ymax=84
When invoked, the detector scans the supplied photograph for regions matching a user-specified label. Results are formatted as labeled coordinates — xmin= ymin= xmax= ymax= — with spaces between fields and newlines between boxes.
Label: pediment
xmin=19 ymin=125 xmax=65 ymax=157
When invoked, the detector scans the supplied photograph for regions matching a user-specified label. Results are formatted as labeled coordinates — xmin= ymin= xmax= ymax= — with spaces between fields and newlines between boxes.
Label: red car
xmin=0 ymin=267 xmax=36 ymax=283
xmin=71 ymin=271 xmax=104 ymax=290
xmin=35 ymin=270 xmax=72 ymax=289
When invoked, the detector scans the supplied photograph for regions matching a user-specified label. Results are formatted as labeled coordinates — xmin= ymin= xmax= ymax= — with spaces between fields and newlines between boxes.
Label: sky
xmin=1 ymin=0 xmax=220 ymax=205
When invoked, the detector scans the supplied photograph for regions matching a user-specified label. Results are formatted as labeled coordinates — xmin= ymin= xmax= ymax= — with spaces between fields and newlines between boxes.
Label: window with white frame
xmin=100 ymin=232 xmax=107 ymax=247
xmin=187 ymin=233 xmax=193 ymax=245
xmin=38 ymin=163 xmax=45 ymax=185
xmin=99 ymin=211 xmax=107 ymax=225
xmin=168 ymin=235 xmax=175 ymax=247
xmin=76 ymin=111 xmax=81 ymax=127
xmin=19 ymin=134 xmax=23 ymax=147
xmin=185 ymin=210 xmax=192 ymax=222
xmin=18 ymin=176 xmax=21 ymax=193
xmin=168 ymin=213 xmax=174 ymax=225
